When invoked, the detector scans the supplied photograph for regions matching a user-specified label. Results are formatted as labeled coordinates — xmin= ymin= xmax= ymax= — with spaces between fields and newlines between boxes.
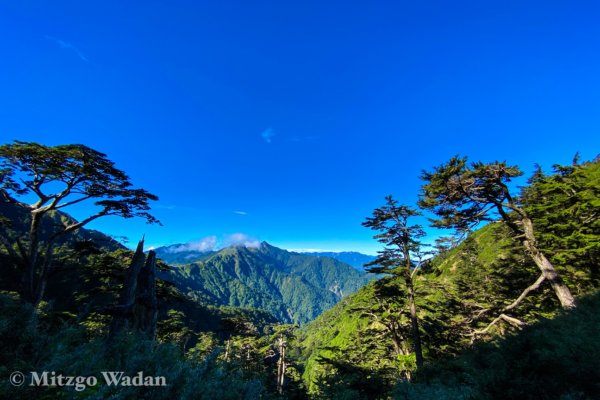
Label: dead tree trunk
xmin=132 ymin=250 xmax=158 ymax=339
xmin=224 ymin=337 xmax=231 ymax=362
xmin=276 ymin=334 xmax=286 ymax=394
xmin=108 ymin=238 xmax=147 ymax=341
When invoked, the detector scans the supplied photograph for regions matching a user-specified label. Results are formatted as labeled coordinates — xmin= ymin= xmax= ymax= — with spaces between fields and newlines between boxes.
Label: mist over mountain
xmin=154 ymin=243 xmax=216 ymax=265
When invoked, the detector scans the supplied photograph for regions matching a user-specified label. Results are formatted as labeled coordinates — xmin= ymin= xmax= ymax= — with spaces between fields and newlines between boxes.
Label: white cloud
xmin=261 ymin=128 xmax=275 ymax=143
xmin=165 ymin=236 xmax=218 ymax=253
xmin=223 ymin=233 xmax=260 ymax=248
xmin=233 ymin=210 xmax=248 ymax=215
xmin=163 ymin=233 xmax=261 ymax=253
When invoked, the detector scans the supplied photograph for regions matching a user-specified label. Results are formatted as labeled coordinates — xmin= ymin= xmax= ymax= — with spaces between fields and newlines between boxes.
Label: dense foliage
xmin=297 ymin=157 xmax=599 ymax=398
xmin=395 ymin=290 xmax=600 ymax=400
xmin=0 ymin=292 xmax=304 ymax=400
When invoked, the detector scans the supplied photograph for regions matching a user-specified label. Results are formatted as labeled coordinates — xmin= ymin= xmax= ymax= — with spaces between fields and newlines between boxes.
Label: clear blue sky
xmin=1 ymin=1 xmax=599 ymax=254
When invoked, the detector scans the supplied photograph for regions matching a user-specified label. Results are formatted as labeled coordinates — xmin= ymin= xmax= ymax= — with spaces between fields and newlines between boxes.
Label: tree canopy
xmin=0 ymin=141 xmax=159 ymax=226
xmin=419 ymin=155 xmax=575 ymax=309
xmin=0 ymin=141 xmax=159 ymax=305
xmin=363 ymin=195 xmax=427 ymax=372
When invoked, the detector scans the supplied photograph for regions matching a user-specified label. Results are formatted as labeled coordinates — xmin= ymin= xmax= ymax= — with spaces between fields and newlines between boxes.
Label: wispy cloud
xmin=165 ymin=236 xmax=218 ymax=253
xmin=261 ymin=128 xmax=276 ymax=143
xmin=233 ymin=210 xmax=248 ymax=216
xmin=223 ymin=233 xmax=260 ymax=248
xmin=164 ymin=233 xmax=261 ymax=253
xmin=45 ymin=35 xmax=89 ymax=62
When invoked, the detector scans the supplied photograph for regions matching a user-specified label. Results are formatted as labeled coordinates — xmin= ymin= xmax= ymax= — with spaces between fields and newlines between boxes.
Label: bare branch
xmin=473 ymin=313 xmax=525 ymax=337
xmin=502 ymin=274 xmax=545 ymax=313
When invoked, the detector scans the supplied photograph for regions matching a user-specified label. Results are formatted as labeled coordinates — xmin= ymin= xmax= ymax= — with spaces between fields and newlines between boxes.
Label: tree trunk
xmin=405 ymin=273 xmax=424 ymax=369
xmin=277 ymin=334 xmax=286 ymax=394
xmin=31 ymin=241 xmax=57 ymax=308
xmin=225 ymin=338 xmax=231 ymax=362
xmin=402 ymin=248 xmax=424 ymax=370
xmin=133 ymin=250 xmax=158 ymax=339
xmin=108 ymin=239 xmax=146 ymax=340
xmin=22 ymin=211 xmax=43 ymax=304
xmin=521 ymin=217 xmax=576 ymax=309
xmin=391 ymin=334 xmax=413 ymax=381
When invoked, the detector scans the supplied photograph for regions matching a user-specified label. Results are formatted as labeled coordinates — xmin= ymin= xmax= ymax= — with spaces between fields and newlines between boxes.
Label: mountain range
xmin=300 ymin=251 xmax=376 ymax=271
xmin=0 ymin=200 xmax=374 ymax=328
xmin=156 ymin=242 xmax=374 ymax=325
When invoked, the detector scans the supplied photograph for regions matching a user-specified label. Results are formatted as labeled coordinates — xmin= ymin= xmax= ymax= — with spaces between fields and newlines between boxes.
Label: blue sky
xmin=1 ymin=1 xmax=599 ymax=255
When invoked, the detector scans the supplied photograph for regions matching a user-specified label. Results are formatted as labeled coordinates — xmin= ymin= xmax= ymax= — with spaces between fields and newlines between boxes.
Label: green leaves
xmin=362 ymin=195 xmax=425 ymax=275
xmin=0 ymin=140 xmax=160 ymax=306
xmin=419 ymin=155 xmax=523 ymax=232
xmin=0 ymin=141 xmax=159 ymax=224
xmin=522 ymin=157 xmax=600 ymax=291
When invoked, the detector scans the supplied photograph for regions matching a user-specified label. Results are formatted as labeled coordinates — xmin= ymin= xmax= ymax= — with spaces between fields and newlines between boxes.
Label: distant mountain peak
xmin=158 ymin=242 xmax=376 ymax=325
xmin=300 ymin=250 xmax=377 ymax=271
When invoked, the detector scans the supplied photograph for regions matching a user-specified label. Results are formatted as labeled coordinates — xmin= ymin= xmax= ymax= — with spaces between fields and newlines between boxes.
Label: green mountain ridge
xmin=0 ymin=200 xmax=279 ymax=339
xmin=299 ymin=251 xmax=377 ymax=271
xmin=160 ymin=242 xmax=374 ymax=325
xmin=154 ymin=244 xmax=216 ymax=265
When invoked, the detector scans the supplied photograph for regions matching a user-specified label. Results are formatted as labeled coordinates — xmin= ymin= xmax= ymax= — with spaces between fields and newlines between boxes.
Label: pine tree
xmin=419 ymin=156 xmax=576 ymax=310
xmin=363 ymin=195 xmax=427 ymax=371
xmin=0 ymin=141 xmax=159 ymax=306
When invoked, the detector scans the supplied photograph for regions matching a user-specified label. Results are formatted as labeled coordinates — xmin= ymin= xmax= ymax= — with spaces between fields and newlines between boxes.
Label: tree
xmin=270 ymin=324 xmax=296 ymax=394
xmin=418 ymin=156 xmax=576 ymax=310
xmin=356 ymin=279 xmax=419 ymax=380
xmin=522 ymin=157 xmax=600 ymax=291
xmin=362 ymin=195 xmax=426 ymax=371
xmin=107 ymin=238 xmax=159 ymax=341
xmin=0 ymin=141 xmax=159 ymax=306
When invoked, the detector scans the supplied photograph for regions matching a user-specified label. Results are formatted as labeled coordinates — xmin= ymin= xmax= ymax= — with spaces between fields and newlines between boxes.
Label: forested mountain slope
xmin=297 ymin=157 xmax=600 ymax=398
xmin=160 ymin=242 xmax=373 ymax=325
xmin=0 ymin=200 xmax=124 ymax=252
xmin=0 ymin=200 xmax=277 ymax=343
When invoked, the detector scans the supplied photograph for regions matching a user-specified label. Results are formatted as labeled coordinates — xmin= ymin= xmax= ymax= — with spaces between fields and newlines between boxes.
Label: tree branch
xmin=0 ymin=189 xmax=19 ymax=204
xmin=54 ymin=195 xmax=93 ymax=210
xmin=495 ymin=204 xmax=524 ymax=235
xmin=502 ymin=274 xmax=545 ymax=313
xmin=473 ymin=313 xmax=525 ymax=337
xmin=48 ymin=211 xmax=108 ymax=242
